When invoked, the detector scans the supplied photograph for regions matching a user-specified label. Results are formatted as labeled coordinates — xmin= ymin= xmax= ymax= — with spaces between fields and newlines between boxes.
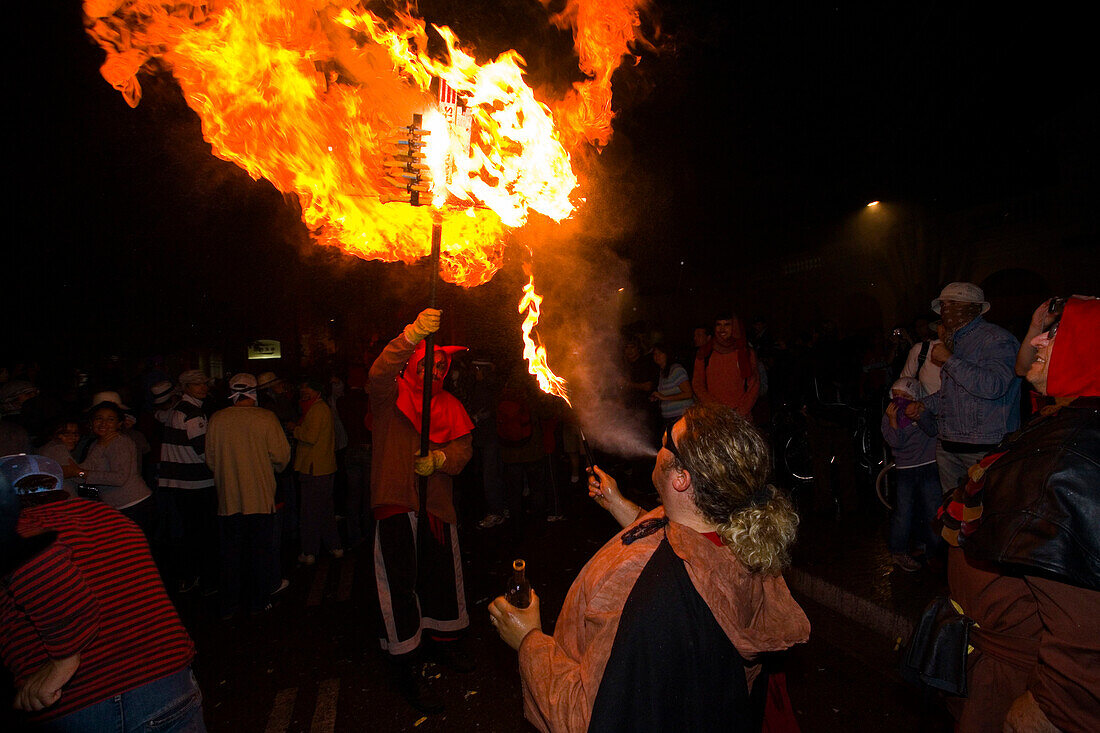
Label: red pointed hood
xmin=395 ymin=341 xmax=474 ymax=443
xmin=1047 ymin=296 xmax=1100 ymax=399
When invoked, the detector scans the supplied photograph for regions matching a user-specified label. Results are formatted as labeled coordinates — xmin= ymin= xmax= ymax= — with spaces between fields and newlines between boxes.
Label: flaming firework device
xmin=380 ymin=114 xmax=432 ymax=206
xmin=382 ymin=111 xmax=444 ymax=558
xmin=379 ymin=80 xmax=477 ymax=557
xmin=579 ymin=427 xmax=599 ymax=488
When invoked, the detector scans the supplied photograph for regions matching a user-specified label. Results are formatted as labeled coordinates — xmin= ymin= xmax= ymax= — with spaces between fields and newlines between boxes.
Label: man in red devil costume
xmin=369 ymin=308 xmax=474 ymax=714
xmin=941 ymin=295 xmax=1100 ymax=732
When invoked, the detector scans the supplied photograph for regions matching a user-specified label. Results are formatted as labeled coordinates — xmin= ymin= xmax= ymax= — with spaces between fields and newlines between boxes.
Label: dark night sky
xmin=5 ymin=1 xmax=1095 ymax=362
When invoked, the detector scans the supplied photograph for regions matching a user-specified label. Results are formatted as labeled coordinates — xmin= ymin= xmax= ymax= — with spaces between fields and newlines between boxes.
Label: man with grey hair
xmin=906 ymin=282 xmax=1021 ymax=495
xmin=490 ymin=404 xmax=809 ymax=732
xmin=206 ymin=374 xmax=291 ymax=618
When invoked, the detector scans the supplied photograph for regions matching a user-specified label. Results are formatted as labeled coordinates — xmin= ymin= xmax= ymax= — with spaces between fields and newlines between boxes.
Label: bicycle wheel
xmin=784 ymin=434 xmax=814 ymax=483
xmin=875 ymin=461 xmax=896 ymax=510
xmin=855 ymin=420 xmax=883 ymax=475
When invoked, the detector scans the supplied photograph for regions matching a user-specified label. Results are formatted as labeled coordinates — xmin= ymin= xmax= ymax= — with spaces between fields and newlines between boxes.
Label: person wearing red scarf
xmin=368 ymin=308 xmax=474 ymax=714
xmin=941 ymin=295 xmax=1100 ymax=733
xmin=692 ymin=313 xmax=760 ymax=420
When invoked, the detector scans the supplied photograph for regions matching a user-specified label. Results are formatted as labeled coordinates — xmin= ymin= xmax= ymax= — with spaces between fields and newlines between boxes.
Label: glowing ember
xmin=519 ymin=267 xmax=570 ymax=405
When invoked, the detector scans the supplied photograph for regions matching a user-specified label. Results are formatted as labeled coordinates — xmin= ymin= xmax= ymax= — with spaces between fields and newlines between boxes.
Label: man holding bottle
xmin=490 ymin=404 xmax=809 ymax=732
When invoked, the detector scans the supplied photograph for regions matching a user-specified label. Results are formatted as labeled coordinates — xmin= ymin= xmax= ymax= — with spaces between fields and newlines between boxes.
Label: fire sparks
xmin=519 ymin=268 xmax=570 ymax=405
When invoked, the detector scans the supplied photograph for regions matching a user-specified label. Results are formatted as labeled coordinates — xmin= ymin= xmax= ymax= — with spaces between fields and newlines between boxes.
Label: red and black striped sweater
xmin=2 ymin=498 xmax=194 ymax=723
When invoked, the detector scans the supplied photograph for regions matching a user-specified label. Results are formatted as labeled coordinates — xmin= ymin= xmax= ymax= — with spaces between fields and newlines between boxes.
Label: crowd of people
xmin=2 ymin=285 xmax=1097 ymax=732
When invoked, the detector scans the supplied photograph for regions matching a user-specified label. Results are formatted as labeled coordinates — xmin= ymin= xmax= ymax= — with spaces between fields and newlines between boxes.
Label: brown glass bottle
xmin=505 ymin=559 xmax=531 ymax=608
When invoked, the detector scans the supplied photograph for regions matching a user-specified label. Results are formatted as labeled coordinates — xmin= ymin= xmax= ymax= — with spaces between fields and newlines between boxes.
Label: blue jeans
xmin=888 ymin=463 xmax=942 ymax=555
xmin=41 ymin=666 xmax=205 ymax=732
xmin=503 ymin=458 xmax=559 ymax=518
xmin=936 ymin=443 xmax=988 ymax=496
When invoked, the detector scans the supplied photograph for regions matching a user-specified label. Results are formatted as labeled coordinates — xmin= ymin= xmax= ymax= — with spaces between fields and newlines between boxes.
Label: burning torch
xmin=381 ymin=112 xmax=441 ymax=555
xmin=579 ymin=427 xmax=600 ymax=488
xmin=380 ymin=79 xmax=476 ymax=555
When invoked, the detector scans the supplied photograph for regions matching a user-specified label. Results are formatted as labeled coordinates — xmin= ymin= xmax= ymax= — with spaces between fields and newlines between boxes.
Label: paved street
xmin=177 ymin=481 xmax=950 ymax=732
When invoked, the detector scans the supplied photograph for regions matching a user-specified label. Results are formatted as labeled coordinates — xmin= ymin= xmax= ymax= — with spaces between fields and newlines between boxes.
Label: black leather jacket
xmin=964 ymin=397 xmax=1100 ymax=591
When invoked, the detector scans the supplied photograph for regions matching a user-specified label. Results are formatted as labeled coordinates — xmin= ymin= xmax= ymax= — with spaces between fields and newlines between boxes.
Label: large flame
xmin=84 ymin=0 xmax=649 ymax=394
xmin=543 ymin=0 xmax=651 ymax=151
xmin=85 ymin=0 xmax=589 ymax=286
xmin=519 ymin=266 xmax=570 ymax=405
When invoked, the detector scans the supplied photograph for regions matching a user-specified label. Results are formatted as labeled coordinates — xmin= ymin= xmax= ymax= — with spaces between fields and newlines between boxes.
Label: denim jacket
xmin=922 ymin=317 xmax=1021 ymax=444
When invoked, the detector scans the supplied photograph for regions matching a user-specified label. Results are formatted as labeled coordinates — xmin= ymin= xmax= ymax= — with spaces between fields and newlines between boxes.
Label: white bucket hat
xmin=931 ymin=282 xmax=990 ymax=314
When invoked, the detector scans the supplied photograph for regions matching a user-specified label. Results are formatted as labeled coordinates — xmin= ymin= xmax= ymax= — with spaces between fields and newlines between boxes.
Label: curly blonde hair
xmin=671 ymin=404 xmax=799 ymax=575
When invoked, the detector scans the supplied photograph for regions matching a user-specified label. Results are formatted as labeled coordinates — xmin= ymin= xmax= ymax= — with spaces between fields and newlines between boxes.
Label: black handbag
xmin=77 ymin=480 xmax=105 ymax=501
xmin=899 ymin=595 xmax=973 ymax=697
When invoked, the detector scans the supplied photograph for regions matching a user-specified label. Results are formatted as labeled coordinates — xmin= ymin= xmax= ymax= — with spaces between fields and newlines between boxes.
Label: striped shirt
xmin=2 ymin=499 xmax=195 ymax=723
xmin=158 ymin=394 xmax=214 ymax=490
xmin=657 ymin=363 xmax=695 ymax=421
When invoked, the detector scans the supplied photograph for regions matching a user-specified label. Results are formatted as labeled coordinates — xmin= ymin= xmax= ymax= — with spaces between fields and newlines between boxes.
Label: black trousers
xmin=373 ymin=511 xmax=468 ymax=656
xmin=173 ymin=486 xmax=219 ymax=586
xmin=218 ymin=512 xmax=278 ymax=614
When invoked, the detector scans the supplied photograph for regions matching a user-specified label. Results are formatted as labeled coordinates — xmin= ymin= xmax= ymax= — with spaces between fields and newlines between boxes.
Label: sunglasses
xmin=662 ymin=423 xmax=681 ymax=462
xmin=1046 ymin=296 xmax=1066 ymax=339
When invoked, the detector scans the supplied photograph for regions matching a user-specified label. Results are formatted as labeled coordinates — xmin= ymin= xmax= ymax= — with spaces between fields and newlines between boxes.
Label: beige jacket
xmin=206 ymin=405 xmax=291 ymax=515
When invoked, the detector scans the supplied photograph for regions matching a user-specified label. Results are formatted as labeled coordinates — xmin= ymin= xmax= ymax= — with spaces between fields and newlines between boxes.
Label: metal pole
xmin=417 ymin=214 xmax=442 ymax=554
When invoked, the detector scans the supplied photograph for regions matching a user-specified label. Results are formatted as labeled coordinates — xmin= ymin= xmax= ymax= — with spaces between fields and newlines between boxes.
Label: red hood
xmin=396 ymin=341 xmax=474 ymax=443
xmin=1048 ymin=296 xmax=1100 ymax=399
xmin=712 ymin=316 xmax=748 ymax=353
xmin=399 ymin=341 xmax=467 ymax=394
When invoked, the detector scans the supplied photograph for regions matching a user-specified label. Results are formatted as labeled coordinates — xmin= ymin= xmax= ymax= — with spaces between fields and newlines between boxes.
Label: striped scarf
xmin=936 ymin=451 xmax=1006 ymax=546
